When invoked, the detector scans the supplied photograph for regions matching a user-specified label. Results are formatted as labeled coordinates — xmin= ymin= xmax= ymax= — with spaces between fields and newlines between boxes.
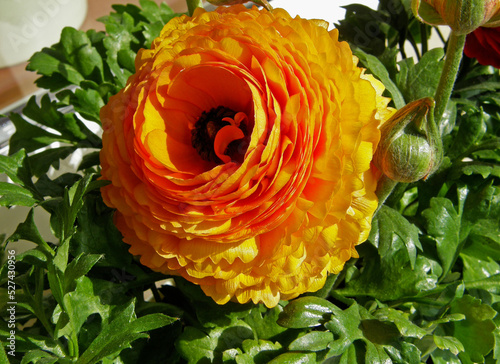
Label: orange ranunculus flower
xmin=99 ymin=5 xmax=393 ymax=308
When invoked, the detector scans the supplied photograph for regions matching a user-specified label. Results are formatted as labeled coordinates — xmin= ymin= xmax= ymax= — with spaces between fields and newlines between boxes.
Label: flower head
xmin=412 ymin=0 xmax=500 ymax=34
xmin=99 ymin=5 xmax=393 ymax=307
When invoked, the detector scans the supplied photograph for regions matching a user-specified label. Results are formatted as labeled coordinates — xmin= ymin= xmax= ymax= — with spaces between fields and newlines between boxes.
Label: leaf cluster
xmin=0 ymin=0 xmax=499 ymax=363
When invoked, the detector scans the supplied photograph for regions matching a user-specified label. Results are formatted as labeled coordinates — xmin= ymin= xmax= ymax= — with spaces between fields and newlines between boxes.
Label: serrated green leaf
xmin=7 ymin=209 xmax=53 ymax=256
xmin=77 ymin=299 xmax=176 ymax=364
xmin=267 ymin=352 xmax=316 ymax=364
xmin=240 ymin=339 xmax=283 ymax=363
xmin=27 ymin=50 xmax=84 ymax=87
xmin=450 ymin=162 xmax=500 ymax=180
xmin=72 ymin=88 xmax=105 ymax=123
xmin=60 ymin=27 xmax=104 ymax=82
xmin=22 ymin=95 xmax=88 ymax=142
xmin=244 ymin=305 xmax=287 ymax=340
xmin=448 ymin=107 xmax=487 ymax=160
xmin=323 ymin=304 xmax=364 ymax=356
xmin=277 ymin=297 xmax=337 ymax=329
xmin=0 ymin=150 xmax=38 ymax=197
xmin=396 ymin=48 xmax=444 ymax=102
xmin=64 ymin=254 xmax=102 ymax=291
xmin=8 ymin=113 xmax=70 ymax=155
xmin=20 ymin=349 xmax=60 ymax=364
xmin=372 ymin=307 xmax=426 ymax=339
xmin=455 ymin=81 xmax=500 ymax=93
xmin=449 ymin=295 xmax=497 ymax=363
xmin=288 ymin=331 xmax=334 ymax=352
xmin=28 ymin=146 xmax=77 ymax=178
xmin=465 ymin=274 xmax=500 ymax=294
xmin=422 ymin=197 xmax=461 ymax=280
xmin=461 ymin=220 xmax=500 ymax=285
xmin=371 ymin=205 xmax=422 ymax=269
xmin=433 ymin=335 xmax=464 ymax=355
xmin=0 ymin=320 xmax=65 ymax=358
xmin=430 ymin=348 xmax=462 ymax=364
xmin=56 ymin=276 xmax=111 ymax=348
xmin=354 ymin=49 xmax=405 ymax=109
xmin=0 ymin=182 xmax=37 ymax=207
xmin=338 ymin=242 xmax=437 ymax=300
xmin=71 ymin=196 xmax=135 ymax=270
xmin=364 ymin=340 xmax=393 ymax=363
xmin=175 ymin=321 xmax=254 ymax=364
xmin=384 ymin=341 xmax=421 ymax=364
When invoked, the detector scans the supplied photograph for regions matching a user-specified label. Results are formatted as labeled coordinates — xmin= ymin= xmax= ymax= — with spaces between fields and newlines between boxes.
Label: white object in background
xmin=0 ymin=0 xmax=88 ymax=68
xmin=270 ymin=0 xmax=379 ymax=29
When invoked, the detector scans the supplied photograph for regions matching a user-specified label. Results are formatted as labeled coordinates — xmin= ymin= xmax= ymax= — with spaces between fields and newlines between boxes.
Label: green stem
xmin=433 ymin=32 xmax=466 ymax=124
xmin=374 ymin=175 xmax=398 ymax=215
xmin=186 ymin=0 xmax=203 ymax=16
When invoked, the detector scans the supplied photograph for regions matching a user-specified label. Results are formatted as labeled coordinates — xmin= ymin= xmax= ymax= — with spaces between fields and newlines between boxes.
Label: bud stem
xmin=186 ymin=0 xmax=203 ymax=16
xmin=434 ymin=32 xmax=466 ymax=124
xmin=374 ymin=175 xmax=399 ymax=215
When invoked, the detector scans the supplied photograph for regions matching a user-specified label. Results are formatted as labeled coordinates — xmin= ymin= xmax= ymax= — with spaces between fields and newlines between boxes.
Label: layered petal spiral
xmin=100 ymin=5 xmax=393 ymax=307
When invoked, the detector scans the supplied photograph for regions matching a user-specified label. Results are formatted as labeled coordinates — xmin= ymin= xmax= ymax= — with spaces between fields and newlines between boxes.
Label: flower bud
xmin=374 ymin=98 xmax=441 ymax=183
xmin=412 ymin=0 xmax=500 ymax=34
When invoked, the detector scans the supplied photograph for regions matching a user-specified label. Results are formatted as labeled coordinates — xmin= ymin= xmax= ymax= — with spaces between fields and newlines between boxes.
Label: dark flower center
xmin=191 ymin=106 xmax=249 ymax=164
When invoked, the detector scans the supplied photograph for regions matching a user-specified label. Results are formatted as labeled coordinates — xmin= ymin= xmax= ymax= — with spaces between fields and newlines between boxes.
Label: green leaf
xmin=7 ymin=209 xmax=53 ymax=256
xmin=175 ymin=321 xmax=254 ymax=364
xmin=430 ymin=348 xmax=462 ymax=364
xmin=461 ymin=219 xmax=500 ymax=285
xmin=0 ymin=320 xmax=65 ymax=358
xmin=71 ymin=196 xmax=138 ymax=271
xmin=0 ymin=343 xmax=8 ymax=364
xmin=288 ymin=331 xmax=334 ymax=351
xmin=72 ymin=88 xmax=105 ymax=123
xmin=354 ymin=49 xmax=405 ymax=109
xmin=277 ymin=297 xmax=337 ymax=329
xmin=8 ymin=114 xmax=68 ymax=155
xmin=60 ymin=27 xmax=104 ymax=82
xmin=267 ymin=352 xmax=316 ymax=364
xmin=422 ymin=197 xmax=461 ymax=280
xmin=433 ymin=335 xmax=464 ymax=355
xmin=244 ymin=305 xmax=287 ymax=340
xmin=27 ymin=50 xmax=84 ymax=87
xmin=64 ymin=253 xmax=103 ymax=291
xmin=22 ymin=95 xmax=89 ymax=142
xmin=28 ymin=146 xmax=77 ymax=178
xmin=0 ymin=150 xmax=38 ymax=198
xmin=0 ymin=182 xmax=37 ymax=207
xmin=240 ymin=339 xmax=283 ymax=363
xmin=447 ymin=106 xmax=487 ymax=160
xmin=77 ymin=300 xmax=176 ymax=364
xmin=371 ymin=206 xmax=422 ymax=270
xmin=51 ymin=174 xmax=99 ymax=243
xmin=449 ymin=295 xmax=497 ymax=363
xmin=396 ymin=47 xmax=444 ymax=102
xmin=20 ymin=350 xmax=60 ymax=364
xmin=372 ymin=307 xmax=426 ymax=339
xmin=323 ymin=304 xmax=365 ymax=356
xmin=174 ymin=277 xmax=255 ymax=328
xmin=336 ymin=5 xmax=388 ymax=56
xmin=55 ymin=276 xmax=111 ymax=349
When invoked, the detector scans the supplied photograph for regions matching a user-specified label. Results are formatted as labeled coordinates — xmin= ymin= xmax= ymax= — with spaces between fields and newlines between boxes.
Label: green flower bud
xmin=412 ymin=0 xmax=500 ymax=34
xmin=374 ymin=98 xmax=442 ymax=183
